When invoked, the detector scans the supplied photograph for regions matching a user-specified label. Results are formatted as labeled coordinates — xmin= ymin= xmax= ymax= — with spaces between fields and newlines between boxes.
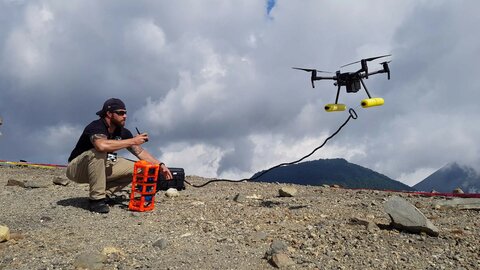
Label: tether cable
xmin=184 ymin=108 xmax=358 ymax=188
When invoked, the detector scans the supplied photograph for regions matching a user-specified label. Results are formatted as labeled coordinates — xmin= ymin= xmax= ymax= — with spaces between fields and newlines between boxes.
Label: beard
xmin=111 ymin=117 xmax=126 ymax=128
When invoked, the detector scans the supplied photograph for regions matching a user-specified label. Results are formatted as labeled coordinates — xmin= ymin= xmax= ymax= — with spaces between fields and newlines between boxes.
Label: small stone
xmin=250 ymin=231 xmax=268 ymax=242
xmin=432 ymin=198 xmax=480 ymax=210
xmin=9 ymin=232 xmax=24 ymax=241
xmin=102 ymin=246 xmax=125 ymax=256
xmin=267 ymin=239 xmax=288 ymax=256
xmin=165 ymin=188 xmax=179 ymax=198
xmin=53 ymin=177 xmax=70 ymax=186
xmin=6 ymin=179 xmax=25 ymax=188
xmin=270 ymin=253 xmax=295 ymax=268
xmin=73 ymin=252 xmax=106 ymax=270
xmin=233 ymin=193 xmax=246 ymax=203
xmin=0 ymin=225 xmax=10 ymax=242
xmin=246 ymin=194 xmax=262 ymax=200
xmin=6 ymin=179 xmax=49 ymax=188
xmin=153 ymin=238 xmax=168 ymax=249
xmin=180 ymin=232 xmax=192 ymax=238
xmin=40 ymin=216 xmax=52 ymax=222
xmin=191 ymin=201 xmax=205 ymax=206
xmin=24 ymin=180 xmax=50 ymax=188
xmin=279 ymin=187 xmax=297 ymax=197
xmin=452 ymin=187 xmax=464 ymax=194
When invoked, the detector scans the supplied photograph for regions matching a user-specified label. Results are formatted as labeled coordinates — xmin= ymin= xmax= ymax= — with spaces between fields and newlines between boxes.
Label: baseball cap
xmin=96 ymin=98 xmax=126 ymax=116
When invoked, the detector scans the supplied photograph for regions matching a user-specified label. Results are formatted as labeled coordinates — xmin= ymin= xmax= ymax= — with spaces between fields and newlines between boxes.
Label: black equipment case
xmin=157 ymin=167 xmax=185 ymax=191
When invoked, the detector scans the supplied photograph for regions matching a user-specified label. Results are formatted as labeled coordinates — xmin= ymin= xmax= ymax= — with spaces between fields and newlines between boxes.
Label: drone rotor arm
xmin=362 ymin=69 xmax=384 ymax=77
xmin=292 ymin=67 xmax=334 ymax=88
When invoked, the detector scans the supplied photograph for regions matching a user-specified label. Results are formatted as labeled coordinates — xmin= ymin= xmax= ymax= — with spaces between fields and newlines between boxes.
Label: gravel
xmin=0 ymin=166 xmax=479 ymax=269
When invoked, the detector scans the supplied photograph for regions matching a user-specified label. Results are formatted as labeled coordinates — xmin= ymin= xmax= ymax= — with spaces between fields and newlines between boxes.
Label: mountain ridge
xmin=252 ymin=158 xmax=414 ymax=191
xmin=413 ymin=162 xmax=480 ymax=193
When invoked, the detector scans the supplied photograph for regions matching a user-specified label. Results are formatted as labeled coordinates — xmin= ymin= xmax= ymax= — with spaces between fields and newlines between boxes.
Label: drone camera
xmin=361 ymin=97 xmax=384 ymax=108
xmin=324 ymin=103 xmax=346 ymax=112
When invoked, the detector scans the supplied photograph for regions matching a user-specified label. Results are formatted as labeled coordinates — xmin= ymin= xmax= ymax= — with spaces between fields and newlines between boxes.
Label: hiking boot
xmin=105 ymin=195 xmax=129 ymax=206
xmin=89 ymin=199 xmax=110 ymax=214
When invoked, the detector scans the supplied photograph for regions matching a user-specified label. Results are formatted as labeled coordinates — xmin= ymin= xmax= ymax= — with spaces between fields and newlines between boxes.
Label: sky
xmin=1 ymin=0 xmax=479 ymax=186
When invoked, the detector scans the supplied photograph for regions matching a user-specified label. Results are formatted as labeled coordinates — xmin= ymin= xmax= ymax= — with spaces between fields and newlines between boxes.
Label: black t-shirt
xmin=68 ymin=118 xmax=133 ymax=162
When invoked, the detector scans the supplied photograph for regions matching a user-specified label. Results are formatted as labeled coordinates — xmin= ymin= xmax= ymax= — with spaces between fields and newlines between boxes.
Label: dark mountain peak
xmin=252 ymin=158 xmax=413 ymax=191
xmin=441 ymin=161 xmax=459 ymax=170
xmin=414 ymin=162 xmax=480 ymax=193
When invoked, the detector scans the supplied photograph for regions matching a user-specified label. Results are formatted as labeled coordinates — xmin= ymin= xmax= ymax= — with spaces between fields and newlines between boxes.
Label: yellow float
xmin=324 ymin=103 xmax=346 ymax=112
xmin=361 ymin=97 xmax=384 ymax=108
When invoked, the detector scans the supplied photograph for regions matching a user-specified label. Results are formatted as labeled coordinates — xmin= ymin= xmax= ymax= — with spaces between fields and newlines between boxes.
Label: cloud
xmin=1 ymin=1 xmax=479 ymax=186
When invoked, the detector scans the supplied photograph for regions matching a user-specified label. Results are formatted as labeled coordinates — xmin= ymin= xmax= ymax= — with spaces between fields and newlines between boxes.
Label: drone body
xmin=293 ymin=54 xmax=391 ymax=112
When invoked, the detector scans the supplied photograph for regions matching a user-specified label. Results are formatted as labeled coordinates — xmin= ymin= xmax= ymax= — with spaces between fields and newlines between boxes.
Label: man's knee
xmin=66 ymin=149 xmax=107 ymax=183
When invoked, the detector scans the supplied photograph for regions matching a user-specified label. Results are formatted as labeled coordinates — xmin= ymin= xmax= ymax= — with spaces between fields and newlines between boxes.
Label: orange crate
xmin=129 ymin=160 xmax=159 ymax=212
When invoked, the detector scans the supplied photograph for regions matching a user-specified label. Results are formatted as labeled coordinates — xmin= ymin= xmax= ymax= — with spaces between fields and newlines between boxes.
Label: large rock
xmin=384 ymin=196 xmax=439 ymax=237
xmin=0 ymin=225 xmax=10 ymax=242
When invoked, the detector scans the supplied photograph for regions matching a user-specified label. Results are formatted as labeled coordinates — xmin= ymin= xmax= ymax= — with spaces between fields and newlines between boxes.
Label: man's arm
xmin=90 ymin=133 xmax=148 ymax=153
xmin=128 ymin=145 xmax=173 ymax=180
xmin=127 ymin=145 xmax=157 ymax=163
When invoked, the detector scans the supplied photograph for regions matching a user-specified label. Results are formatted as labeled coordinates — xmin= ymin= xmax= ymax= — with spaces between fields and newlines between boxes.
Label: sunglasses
xmin=112 ymin=110 xmax=127 ymax=116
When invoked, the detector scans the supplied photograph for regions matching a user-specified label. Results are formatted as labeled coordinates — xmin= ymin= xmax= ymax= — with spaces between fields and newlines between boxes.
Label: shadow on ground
xmin=57 ymin=197 xmax=90 ymax=210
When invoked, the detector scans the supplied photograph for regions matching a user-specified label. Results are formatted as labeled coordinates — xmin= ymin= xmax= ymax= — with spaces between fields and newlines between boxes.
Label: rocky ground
xmin=0 ymin=165 xmax=479 ymax=270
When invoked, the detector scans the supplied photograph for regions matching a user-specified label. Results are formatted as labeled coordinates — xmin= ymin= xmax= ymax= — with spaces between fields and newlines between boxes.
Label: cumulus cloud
xmin=1 ymin=1 xmax=479 ymax=186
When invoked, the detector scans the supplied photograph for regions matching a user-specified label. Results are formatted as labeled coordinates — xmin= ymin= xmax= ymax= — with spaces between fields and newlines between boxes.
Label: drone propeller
xmin=340 ymin=54 xmax=392 ymax=68
xmin=292 ymin=67 xmax=332 ymax=73
xmin=292 ymin=67 xmax=332 ymax=88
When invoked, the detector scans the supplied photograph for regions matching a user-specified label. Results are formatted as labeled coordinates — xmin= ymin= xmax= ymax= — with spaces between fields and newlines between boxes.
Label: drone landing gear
xmin=325 ymin=85 xmax=346 ymax=112
xmin=358 ymin=77 xmax=384 ymax=108
xmin=361 ymin=97 xmax=384 ymax=108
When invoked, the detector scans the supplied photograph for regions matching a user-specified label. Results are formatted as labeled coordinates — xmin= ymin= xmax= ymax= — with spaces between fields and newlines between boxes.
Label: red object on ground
xmin=129 ymin=160 xmax=159 ymax=212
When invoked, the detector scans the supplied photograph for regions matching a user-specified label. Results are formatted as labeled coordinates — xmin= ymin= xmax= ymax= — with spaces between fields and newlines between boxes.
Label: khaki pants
xmin=66 ymin=149 xmax=134 ymax=200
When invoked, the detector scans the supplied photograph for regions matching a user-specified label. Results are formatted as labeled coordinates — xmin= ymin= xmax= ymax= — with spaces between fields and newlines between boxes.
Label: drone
xmin=293 ymin=54 xmax=391 ymax=112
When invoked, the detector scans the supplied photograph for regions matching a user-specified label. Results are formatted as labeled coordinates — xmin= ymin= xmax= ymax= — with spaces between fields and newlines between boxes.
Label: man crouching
xmin=66 ymin=98 xmax=172 ymax=213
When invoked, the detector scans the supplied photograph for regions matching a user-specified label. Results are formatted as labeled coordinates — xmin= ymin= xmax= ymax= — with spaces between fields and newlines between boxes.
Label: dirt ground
xmin=0 ymin=165 xmax=479 ymax=269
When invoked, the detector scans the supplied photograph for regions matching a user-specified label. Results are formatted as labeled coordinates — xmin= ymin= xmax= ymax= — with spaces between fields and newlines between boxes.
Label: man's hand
xmin=160 ymin=163 xmax=173 ymax=180
xmin=133 ymin=133 xmax=149 ymax=145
